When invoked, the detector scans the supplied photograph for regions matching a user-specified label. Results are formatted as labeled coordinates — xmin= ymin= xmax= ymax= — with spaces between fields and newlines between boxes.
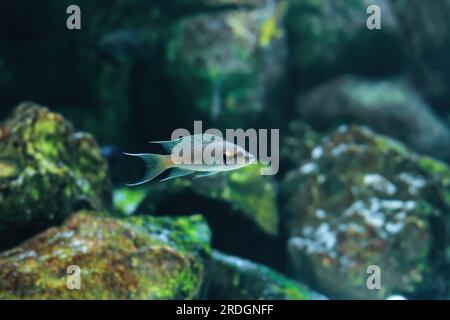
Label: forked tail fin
xmin=124 ymin=153 xmax=170 ymax=186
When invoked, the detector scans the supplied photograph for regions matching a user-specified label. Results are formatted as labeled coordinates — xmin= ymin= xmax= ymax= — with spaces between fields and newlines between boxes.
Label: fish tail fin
xmin=124 ymin=153 xmax=171 ymax=186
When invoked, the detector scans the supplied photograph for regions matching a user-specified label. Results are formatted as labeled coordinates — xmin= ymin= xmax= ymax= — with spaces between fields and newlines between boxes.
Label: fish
xmin=124 ymin=134 xmax=257 ymax=186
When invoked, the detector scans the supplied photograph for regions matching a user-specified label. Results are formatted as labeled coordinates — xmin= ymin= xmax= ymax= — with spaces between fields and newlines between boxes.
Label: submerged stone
xmin=207 ymin=250 xmax=326 ymax=300
xmin=0 ymin=212 xmax=211 ymax=299
xmin=0 ymin=102 xmax=111 ymax=250
xmin=165 ymin=1 xmax=287 ymax=127
xmin=282 ymin=125 xmax=450 ymax=299
xmin=137 ymin=163 xmax=279 ymax=236
xmin=299 ymin=76 xmax=450 ymax=161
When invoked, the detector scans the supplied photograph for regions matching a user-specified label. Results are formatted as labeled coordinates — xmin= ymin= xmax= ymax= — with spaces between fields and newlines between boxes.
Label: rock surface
xmin=165 ymin=1 xmax=287 ymax=127
xmin=282 ymin=125 xmax=450 ymax=299
xmin=207 ymin=250 xmax=326 ymax=300
xmin=0 ymin=212 xmax=211 ymax=299
xmin=137 ymin=163 xmax=279 ymax=236
xmin=299 ymin=76 xmax=450 ymax=161
xmin=0 ymin=103 xmax=111 ymax=249
xmin=131 ymin=163 xmax=282 ymax=271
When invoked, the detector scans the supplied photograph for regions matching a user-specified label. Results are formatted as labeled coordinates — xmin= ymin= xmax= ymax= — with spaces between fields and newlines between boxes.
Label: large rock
xmin=131 ymin=163 xmax=281 ymax=269
xmin=392 ymin=0 xmax=450 ymax=111
xmin=282 ymin=125 xmax=450 ymax=299
xmin=207 ymin=250 xmax=326 ymax=299
xmin=165 ymin=1 xmax=287 ymax=127
xmin=0 ymin=103 xmax=111 ymax=249
xmin=136 ymin=163 xmax=279 ymax=236
xmin=0 ymin=212 xmax=211 ymax=299
xmin=286 ymin=0 xmax=402 ymax=89
xmin=299 ymin=76 xmax=450 ymax=161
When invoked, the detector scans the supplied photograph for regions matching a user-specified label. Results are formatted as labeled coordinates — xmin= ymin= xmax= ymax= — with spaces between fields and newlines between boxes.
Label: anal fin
xmin=194 ymin=171 xmax=219 ymax=179
xmin=160 ymin=168 xmax=194 ymax=182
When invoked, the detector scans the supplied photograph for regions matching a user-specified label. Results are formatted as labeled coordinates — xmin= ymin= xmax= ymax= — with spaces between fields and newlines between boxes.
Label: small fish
xmin=124 ymin=134 xmax=256 ymax=186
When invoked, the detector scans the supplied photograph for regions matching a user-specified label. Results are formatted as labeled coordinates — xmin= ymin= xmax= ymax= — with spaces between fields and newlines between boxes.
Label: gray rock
xmin=282 ymin=125 xmax=450 ymax=299
xmin=165 ymin=1 xmax=287 ymax=127
xmin=299 ymin=76 xmax=450 ymax=161
xmin=207 ymin=250 xmax=326 ymax=299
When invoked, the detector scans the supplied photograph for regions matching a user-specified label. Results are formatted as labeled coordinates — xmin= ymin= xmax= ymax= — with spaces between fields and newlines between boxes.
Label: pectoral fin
xmin=160 ymin=168 xmax=194 ymax=182
xmin=194 ymin=171 xmax=219 ymax=179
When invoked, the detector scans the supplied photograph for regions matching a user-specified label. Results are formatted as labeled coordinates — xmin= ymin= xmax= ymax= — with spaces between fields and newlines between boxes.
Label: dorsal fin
xmin=149 ymin=138 xmax=182 ymax=152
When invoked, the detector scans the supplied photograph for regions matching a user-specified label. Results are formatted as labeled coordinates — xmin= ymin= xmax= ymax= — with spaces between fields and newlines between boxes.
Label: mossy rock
xmin=207 ymin=250 xmax=326 ymax=299
xmin=299 ymin=76 xmax=450 ymax=161
xmin=0 ymin=211 xmax=211 ymax=299
xmin=165 ymin=1 xmax=286 ymax=127
xmin=0 ymin=102 xmax=112 ymax=249
xmin=282 ymin=125 xmax=450 ymax=299
xmin=133 ymin=163 xmax=279 ymax=236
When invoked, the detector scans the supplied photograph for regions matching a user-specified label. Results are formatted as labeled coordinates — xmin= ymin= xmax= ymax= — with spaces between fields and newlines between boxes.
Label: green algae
xmin=0 ymin=102 xmax=112 ymax=250
xmin=208 ymin=250 xmax=325 ymax=300
xmin=0 ymin=211 xmax=211 ymax=300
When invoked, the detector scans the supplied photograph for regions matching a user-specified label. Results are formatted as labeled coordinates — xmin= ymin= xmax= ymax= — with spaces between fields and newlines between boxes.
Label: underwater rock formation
xmin=286 ymin=0 xmax=402 ymax=89
xmin=282 ymin=125 xmax=450 ymax=299
xmin=0 ymin=212 xmax=210 ymax=299
xmin=280 ymin=120 xmax=320 ymax=175
xmin=135 ymin=163 xmax=278 ymax=236
xmin=299 ymin=76 xmax=450 ymax=161
xmin=0 ymin=102 xmax=111 ymax=250
xmin=165 ymin=0 xmax=287 ymax=127
xmin=127 ymin=163 xmax=281 ymax=270
xmin=207 ymin=250 xmax=326 ymax=300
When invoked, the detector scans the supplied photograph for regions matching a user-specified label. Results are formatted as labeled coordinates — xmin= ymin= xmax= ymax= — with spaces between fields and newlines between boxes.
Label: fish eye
xmin=211 ymin=136 xmax=215 ymax=141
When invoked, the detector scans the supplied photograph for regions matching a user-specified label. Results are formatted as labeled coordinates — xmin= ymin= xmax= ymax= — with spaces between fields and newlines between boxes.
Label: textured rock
xmin=0 ymin=212 xmax=211 ymax=299
xmin=131 ymin=163 xmax=281 ymax=270
xmin=299 ymin=76 xmax=450 ymax=161
xmin=282 ymin=125 xmax=450 ymax=299
xmin=207 ymin=250 xmax=326 ymax=300
xmin=0 ymin=102 xmax=111 ymax=249
xmin=137 ymin=163 xmax=279 ymax=236
xmin=165 ymin=1 xmax=287 ymax=127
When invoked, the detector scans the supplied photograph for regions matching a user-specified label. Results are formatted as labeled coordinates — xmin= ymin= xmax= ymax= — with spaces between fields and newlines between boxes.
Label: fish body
xmin=125 ymin=134 xmax=256 ymax=186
